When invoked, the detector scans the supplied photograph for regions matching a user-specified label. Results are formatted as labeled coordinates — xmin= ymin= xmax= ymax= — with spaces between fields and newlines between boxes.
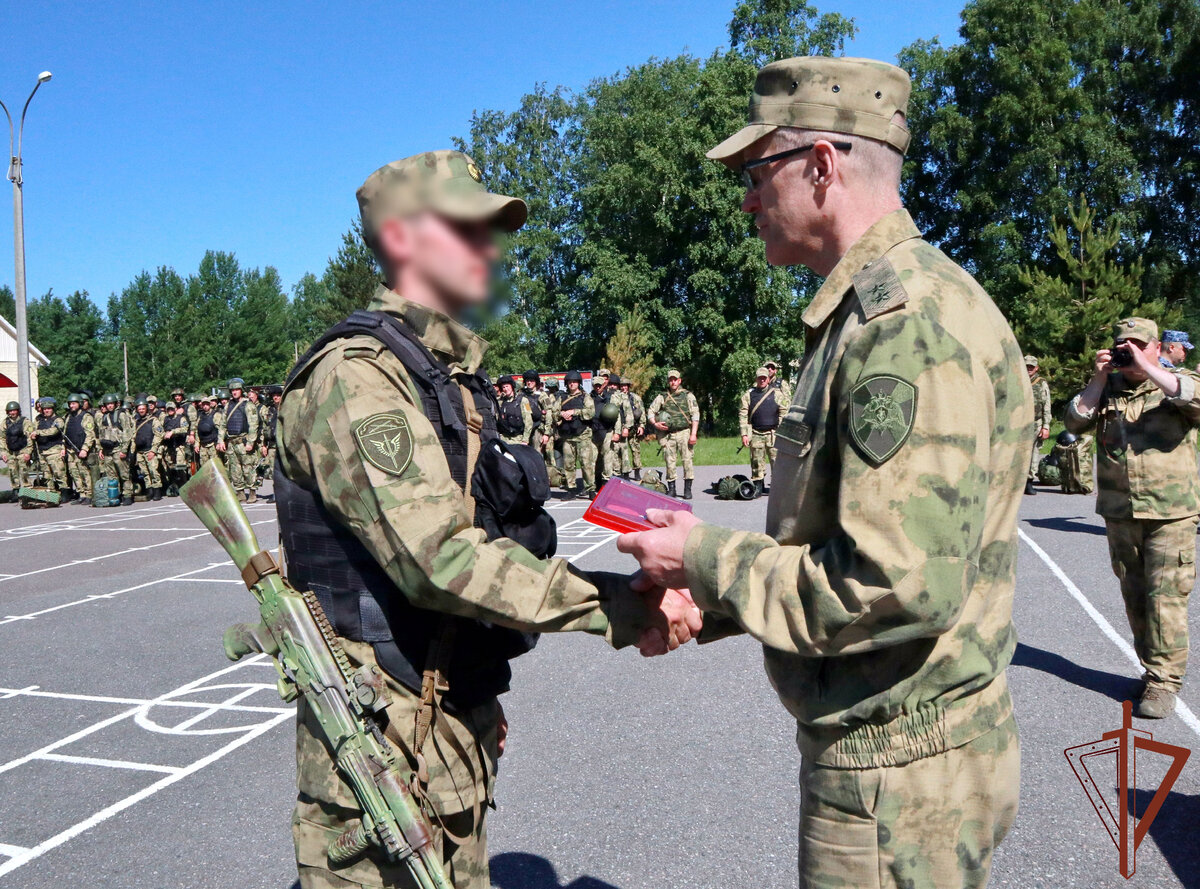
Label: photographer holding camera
xmin=1066 ymin=317 xmax=1200 ymax=718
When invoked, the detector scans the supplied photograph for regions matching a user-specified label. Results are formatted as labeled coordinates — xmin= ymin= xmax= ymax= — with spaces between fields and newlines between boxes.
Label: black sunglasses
xmin=740 ymin=141 xmax=853 ymax=190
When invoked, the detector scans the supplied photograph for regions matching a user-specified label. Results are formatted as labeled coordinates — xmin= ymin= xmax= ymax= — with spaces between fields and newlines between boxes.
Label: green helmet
xmin=102 ymin=393 xmax=119 ymax=406
xmin=639 ymin=469 xmax=668 ymax=494
xmin=598 ymin=402 xmax=621 ymax=427
xmin=171 ymin=387 xmax=186 ymax=397
xmin=657 ymin=410 xmax=671 ymax=426
xmin=5 ymin=401 xmax=18 ymax=412
xmin=67 ymin=393 xmax=83 ymax=404
xmin=545 ymin=379 xmax=559 ymax=391
xmin=218 ymin=387 xmax=231 ymax=399
xmin=228 ymin=377 xmax=244 ymax=390
xmin=39 ymin=396 xmax=57 ymax=408
xmin=135 ymin=395 xmax=149 ymax=407
xmin=716 ymin=476 xmax=741 ymax=500
xmin=189 ymin=392 xmax=203 ymax=403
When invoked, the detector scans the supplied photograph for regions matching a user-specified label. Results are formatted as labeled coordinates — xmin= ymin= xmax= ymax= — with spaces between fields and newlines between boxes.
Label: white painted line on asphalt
xmin=0 ymin=685 xmax=290 ymax=715
xmin=1019 ymin=528 xmax=1200 ymax=740
xmin=0 ymin=503 xmax=191 ymax=540
xmin=0 ymin=532 xmax=211 ymax=582
xmin=0 ymin=844 xmax=30 ymax=860
xmin=36 ymin=753 xmax=182 ymax=775
xmin=0 ymin=685 xmax=37 ymax=699
xmin=174 ymin=577 xmax=244 ymax=584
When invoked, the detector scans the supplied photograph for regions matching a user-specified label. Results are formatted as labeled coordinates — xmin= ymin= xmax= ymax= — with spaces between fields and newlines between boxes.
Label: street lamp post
xmin=1 ymin=70 xmax=52 ymax=415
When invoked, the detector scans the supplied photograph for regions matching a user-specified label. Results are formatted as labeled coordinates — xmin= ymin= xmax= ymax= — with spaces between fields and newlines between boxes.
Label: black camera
xmin=1110 ymin=342 xmax=1134 ymax=368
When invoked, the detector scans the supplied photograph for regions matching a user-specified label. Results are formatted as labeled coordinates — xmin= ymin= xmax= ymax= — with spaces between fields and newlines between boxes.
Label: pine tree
xmin=602 ymin=305 xmax=656 ymax=394
xmin=1015 ymin=197 xmax=1177 ymax=397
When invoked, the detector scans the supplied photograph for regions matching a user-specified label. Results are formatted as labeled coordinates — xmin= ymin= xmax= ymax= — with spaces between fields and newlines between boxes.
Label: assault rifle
xmin=180 ymin=460 xmax=452 ymax=889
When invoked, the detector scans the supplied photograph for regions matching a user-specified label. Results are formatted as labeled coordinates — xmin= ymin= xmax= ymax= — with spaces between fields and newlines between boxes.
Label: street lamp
xmin=0 ymin=70 xmax=52 ymax=415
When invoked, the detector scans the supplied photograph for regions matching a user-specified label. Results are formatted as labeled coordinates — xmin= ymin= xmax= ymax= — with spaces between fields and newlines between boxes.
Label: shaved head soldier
xmin=276 ymin=150 xmax=695 ymax=889
xmin=619 ymin=56 xmax=1030 ymax=889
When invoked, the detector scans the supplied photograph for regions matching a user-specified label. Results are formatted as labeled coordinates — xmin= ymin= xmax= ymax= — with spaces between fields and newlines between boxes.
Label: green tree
xmin=0 ymin=285 xmax=14 ymax=324
xmin=232 ymin=266 xmax=292 ymax=384
xmin=27 ymin=289 xmax=121 ymax=401
xmin=602 ymin=305 xmax=657 ymax=393
xmin=1013 ymin=197 xmax=1176 ymax=397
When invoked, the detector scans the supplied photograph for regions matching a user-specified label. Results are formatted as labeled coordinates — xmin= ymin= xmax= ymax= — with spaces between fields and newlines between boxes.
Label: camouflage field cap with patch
xmin=1023 ymin=355 xmax=1039 ymax=368
xmin=756 ymin=366 xmax=770 ymax=378
xmin=708 ymin=56 xmax=912 ymax=165
xmin=357 ymin=150 xmax=527 ymax=247
xmin=667 ymin=368 xmax=681 ymax=380
xmin=1113 ymin=317 xmax=1159 ymax=343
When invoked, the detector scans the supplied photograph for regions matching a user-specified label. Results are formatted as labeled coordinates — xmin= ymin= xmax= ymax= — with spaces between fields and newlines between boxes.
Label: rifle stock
xmin=180 ymin=460 xmax=260 ymax=574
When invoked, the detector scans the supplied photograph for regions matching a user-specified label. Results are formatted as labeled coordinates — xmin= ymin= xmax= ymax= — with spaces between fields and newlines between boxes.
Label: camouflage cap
xmin=1023 ymin=355 xmax=1039 ymax=368
xmin=1163 ymin=329 xmax=1194 ymax=349
xmin=764 ymin=359 xmax=779 ymax=369
xmin=598 ymin=368 xmax=611 ymax=378
xmin=708 ymin=56 xmax=912 ymax=165
xmin=1113 ymin=317 xmax=1158 ymax=343
xmin=667 ymin=368 xmax=681 ymax=379
xmin=358 ymin=150 xmax=527 ymax=247
xmin=756 ymin=366 xmax=770 ymax=378
xmin=146 ymin=394 xmax=158 ymax=403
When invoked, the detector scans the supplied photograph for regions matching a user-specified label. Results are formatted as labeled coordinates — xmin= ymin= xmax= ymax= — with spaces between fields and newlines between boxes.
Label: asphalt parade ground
xmin=0 ymin=466 xmax=1197 ymax=889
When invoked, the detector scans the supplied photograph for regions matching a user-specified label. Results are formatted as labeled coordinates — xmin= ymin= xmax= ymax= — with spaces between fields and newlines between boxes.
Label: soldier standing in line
xmin=2 ymin=401 xmax=35 ymax=493
xmin=1024 ymin=355 xmax=1052 ymax=495
xmin=619 ymin=377 xmax=645 ymax=481
xmin=81 ymin=392 xmax=102 ymax=484
xmin=32 ymin=397 xmax=69 ymax=494
xmin=63 ymin=394 xmax=97 ymax=505
xmin=521 ymin=371 xmax=551 ymax=452
xmin=544 ymin=377 xmax=564 ymax=473
xmin=555 ymin=369 xmax=595 ymax=498
xmin=258 ymin=385 xmax=281 ymax=490
xmin=605 ymin=374 xmax=633 ymax=480
xmin=619 ymin=56 xmax=1029 ymax=888
xmin=96 ymin=393 xmax=135 ymax=505
xmin=647 ymin=369 xmax=699 ymax=499
xmin=738 ymin=367 xmax=785 ymax=497
xmin=494 ymin=375 xmax=532 ymax=445
xmin=130 ymin=396 xmax=164 ymax=501
xmin=160 ymin=400 xmax=190 ymax=495
xmin=764 ymin=359 xmax=792 ymax=404
xmin=218 ymin=377 xmax=260 ymax=503
xmin=184 ymin=392 xmax=202 ymax=470
xmin=1066 ymin=317 xmax=1200 ymax=719
xmin=194 ymin=394 xmax=223 ymax=466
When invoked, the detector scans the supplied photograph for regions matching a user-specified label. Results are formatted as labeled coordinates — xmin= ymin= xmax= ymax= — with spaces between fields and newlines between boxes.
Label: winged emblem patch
xmin=353 ymin=412 xmax=415 ymax=477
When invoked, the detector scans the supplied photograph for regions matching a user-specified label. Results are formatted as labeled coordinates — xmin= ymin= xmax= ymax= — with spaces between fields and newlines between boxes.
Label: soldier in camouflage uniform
xmin=522 ymin=371 xmax=553 ymax=452
xmin=619 ymin=377 xmax=645 ymax=480
xmin=648 ymin=369 xmax=699 ymax=499
xmin=589 ymin=369 xmax=625 ymax=487
xmin=738 ymin=367 xmax=785 ymax=497
xmin=63 ymin=394 xmax=97 ymax=504
xmin=1066 ymin=317 xmax=1200 ymax=719
xmin=494 ymin=375 xmax=532 ymax=446
xmin=160 ymin=401 xmax=190 ymax=495
xmin=32 ymin=397 xmax=69 ymax=493
xmin=219 ymin=377 xmax=260 ymax=502
xmin=620 ymin=57 xmax=1029 ymax=889
xmin=259 ymin=386 xmax=281 ymax=489
xmin=764 ymin=359 xmax=792 ymax=404
xmin=193 ymin=395 xmax=223 ymax=466
xmin=96 ymin=393 xmax=135 ymax=505
xmin=554 ymin=370 xmax=595 ymax=498
xmin=276 ymin=150 xmax=695 ymax=889
xmin=604 ymin=374 xmax=633 ymax=480
xmin=130 ymin=396 xmax=164 ymax=500
xmin=2 ymin=401 xmax=35 ymax=492
xmin=1024 ymin=355 xmax=1051 ymax=495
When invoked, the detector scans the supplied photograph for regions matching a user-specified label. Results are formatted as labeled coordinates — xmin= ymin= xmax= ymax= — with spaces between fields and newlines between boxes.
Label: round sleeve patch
xmin=849 ymin=375 xmax=917 ymax=466
xmin=353 ymin=412 xmax=415 ymax=476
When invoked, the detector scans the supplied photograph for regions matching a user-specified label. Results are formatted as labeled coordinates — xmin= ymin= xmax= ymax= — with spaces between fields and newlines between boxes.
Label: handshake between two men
xmin=620 ymin=507 xmax=706 ymax=657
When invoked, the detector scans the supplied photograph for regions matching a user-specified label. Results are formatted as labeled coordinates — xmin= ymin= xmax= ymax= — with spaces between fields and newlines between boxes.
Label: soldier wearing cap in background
xmin=494 ymin=374 xmax=533 ymax=446
xmin=764 ymin=359 xmax=791 ymax=404
xmin=33 ymin=397 xmax=69 ymax=494
xmin=218 ymin=377 xmax=260 ymax=502
xmin=276 ymin=150 xmax=692 ymax=889
xmin=647 ymin=369 xmax=699 ymax=499
xmin=96 ymin=393 xmax=135 ymax=505
xmin=146 ymin=393 xmax=160 ymax=418
xmin=1066 ymin=317 xmax=1200 ymax=719
xmin=738 ymin=367 xmax=784 ymax=497
xmin=1024 ymin=355 xmax=1052 ymax=495
xmin=555 ymin=370 xmax=595 ymax=497
xmin=619 ymin=376 xmax=645 ymax=481
xmin=130 ymin=396 xmax=164 ymax=501
xmin=63 ymin=394 xmax=97 ymax=505
xmin=2 ymin=400 xmax=35 ymax=493
xmin=194 ymin=394 xmax=223 ymax=467
xmin=1161 ymin=329 xmax=1194 ymax=368
xmin=619 ymin=56 xmax=1030 ymax=889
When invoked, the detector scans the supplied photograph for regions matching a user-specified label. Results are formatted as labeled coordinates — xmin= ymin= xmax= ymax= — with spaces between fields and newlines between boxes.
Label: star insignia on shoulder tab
xmin=849 ymin=375 xmax=917 ymax=465
xmin=852 ymin=257 xmax=908 ymax=320
xmin=354 ymin=412 xmax=414 ymax=476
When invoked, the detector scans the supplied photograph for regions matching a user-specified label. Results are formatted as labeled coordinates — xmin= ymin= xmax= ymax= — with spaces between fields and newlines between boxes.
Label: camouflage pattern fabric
xmin=657 ymin=429 xmax=694 ymax=482
xmin=223 ymin=397 xmax=260 ymax=494
xmin=621 ymin=391 xmax=645 ymax=474
xmin=747 ymin=431 xmax=776 ymax=482
xmin=1036 ymin=455 xmax=1062 ymax=487
xmin=495 ymin=393 xmax=532 ymax=446
xmin=799 ymin=716 xmax=1019 ymax=889
xmin=64 ymin=409 xmax=97 ymax=499
xmin=196 ymin=442 xmax=221 ymax=467
xmin=1105 ymin=515 xmax=1197 ymax=693
xmin=97 ymin=410 xmax=134 ymax=498
xmin=2 ymin=416 xmax=35 ymax=489
xmin=553 ymin=389 xmax=595 ymax=495
xmin=682 ymin=210 xmax=1032 ymax=772
xmin=1029 ymin=374 xmax=1051 ymax=480
xmin=1056 ymin=434 xmax=1094 ymax=494
xmin=132 ymin=414 xmax=164 ymax=490
xmin=34 ymin=417 xmax=69 ymax=492
xmin=739 ymin=385 xmax=785 ymax=482
xmin=1066 ymin=369 xmax=1200 ymax=519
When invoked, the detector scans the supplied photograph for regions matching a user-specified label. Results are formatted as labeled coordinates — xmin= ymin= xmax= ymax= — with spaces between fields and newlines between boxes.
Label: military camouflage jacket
xmin=1065 ymin=369 xmax=1200 ymax=520
xmin=648 ymin=389 xmax=699 ymax=432
xmin=552 ymin=388 xmax=594 ymax=436
xmin=738 ymin=385 xmax=785 ymax=437
xmin=495 ymin=392 xmax=533 ymax=442
xmin=682 ymin=210 xmax=1032 ymax=768
xmin=2 ymin=416 xmax=34 ymax=460
xmin=130 ymin=414 xmax=163 ymax=454
xmin=223 ymin=396 xmax=259 ymax=444
xmin=626 ymin=391 xmax=645 ymax=429
xmin=278 ymin=285 xmax=647 ymax=647
xmin=1031 ymin=375 xmax=1052 ymax=429
xmin=96 ymin=409 xmax=131 ymax=451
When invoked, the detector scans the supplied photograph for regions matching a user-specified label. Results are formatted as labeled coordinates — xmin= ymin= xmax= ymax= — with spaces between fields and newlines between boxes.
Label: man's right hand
xmin=216 ymin=442 xmax=226 ymax=453
xmin=1093 ymin=348 xmax=1116 ymax=377
xmin=629 ymin=574 xmax=703 ymax=657
xmin=741 ymin=434 xmax=750 ymax=447
xmin=562 ymin=410 xmax=575 ymax=421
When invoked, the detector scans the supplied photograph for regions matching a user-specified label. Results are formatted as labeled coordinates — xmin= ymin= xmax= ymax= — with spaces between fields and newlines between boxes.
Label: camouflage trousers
xmin=660 ymin=429 xmax=694 ymax=482
xmin=136 ymin=451 xmax=162 ymax=489
xmin=294 ymin=638 xmax=499 ymax=889
xmin=593 ymin=430 xmax=620 ymax=482
xmin=224 ymin=436 xmax=258 ymax=493
xmin=1105 ymin=515 xmax=1198 ymax=692
xmin=560 ymin=434 xmax=595 ymax=495
xmin=99 ymin=448 xmax=133 ymax=497
xmin=66 ymin=450 xmax=93 ymax=498
xmin=2 ymin=454 xmax=32 ymax=490
xmin=259 ymin=444 xmax=276 ymax=482
xmin=38 ymin=449 xmax=68 ymax=491
xmin=499 ymin=433 xmax=528 ymax=447
xmin=1028 ymin=433 xmax=1043 ymax=481
xmin=621 ymin=435 xmax=643 ymax=474
xmin=196 ymin=441 xmax=221 ymax=466
xmin=748 ymin=430 xmax=776 ymax=482
xmin=799 ymin=715 xmax=1020 ymax=889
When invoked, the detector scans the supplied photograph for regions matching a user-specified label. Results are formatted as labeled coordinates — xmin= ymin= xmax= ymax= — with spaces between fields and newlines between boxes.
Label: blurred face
xmin=766 ymin=365 xmax=777 ymax=380
xmin=379 ymin=212 xmax=499 ymax=311
xmin=272 ymin=393 xmax=281 ymax=405
xmin=567 ymin=381 xmax=580 ymax=393
xmin=1116 ymin=338 xmax=1159 ymax=382
xmin=173 ymin=394 xmax=184 ymax=404
xmin=500 ymin=383 xmax=514 ymax=398
xmin=668 ymin=377 xmax=681 ymax=391
xmin=1026 ymin=364 xmax=1037 ymax=378
xmin=42 ymin=406 xmax=53 ymax=416
xmin=756 ymin=375 xmax=768 ymax=389
xmin=68 ymin=401 xmax=80 ymax=411
xmin=248 ymin=390 xmax=259 ymax=402
xmin=7 ymin=409 xmax=17 ymax=419
xmin=230 ymin=387 xmax=242 ymax=399
xmin=137 ymin=405 xmax=147 ymax=416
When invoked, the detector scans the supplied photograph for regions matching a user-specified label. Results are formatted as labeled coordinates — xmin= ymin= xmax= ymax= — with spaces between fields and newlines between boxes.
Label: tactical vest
xmin=262 ymin=405 xmax=278 ymax=445
xmin=748 ymin=387 xmax=780 ymax=432
xmin=225 ymin=400 xmax=248 ymax=437
xmin=276 ymin=309 xmax=531 ymax=710
xmin=5 ymin=417 xmax=27 ymax=454
xmin=133 ymin=416 xmax=155 ymax=452
xmin=661 ymin=389 xmax=692 ymax=432
xmin=65 ymin=411 xmax=88 ymax=451
xmin=557 ymin=391 xmax=588 ymax=438
xmin=629 ymin=393 xmax=644 ymax=425
xmin=590 ymin=387 xmax=611 ymax=434
xmin=98 ymin=412 xmax=122 ymax=448
xmin=196 ymin=411 xmax=218 ymax=445
xmin=524 ymin=390 xmax=545 ymax=427
xmin=36 ymin=415 xmax=62 ymax=447
xmin=496 ymin=396 xmax=526 ymax=437
xmin=163 ymin=413 xmax=183 ymax=447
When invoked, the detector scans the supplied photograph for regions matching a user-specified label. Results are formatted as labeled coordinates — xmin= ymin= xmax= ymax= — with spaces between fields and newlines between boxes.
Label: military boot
xmin=633 ymin=469 xmax=642 ymax=481
xmin=754 ymin=479 xmax=765 ymax=498
xmin=667 ymin=480 xmax=677 ymax=497
xmin=683 ymin=479 xmax=693 ymax=500
xmin=1024 ymin=480 xmax=1036 ymax=496
xmin=120 ymin=496 xmax=134 ymax=506
xmin=246 ymin=490 xmax=258 ymax=504
xmin=151 ymin=487 xmax=162 ymax=501
xmin=1136 ymin=684 xmax=1177 ymax=719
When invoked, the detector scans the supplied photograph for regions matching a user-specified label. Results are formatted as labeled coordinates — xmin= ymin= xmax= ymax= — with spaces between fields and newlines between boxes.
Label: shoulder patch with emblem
xmin=852 ymin=257 xmax=908 ymax=320
xmin=354 ymin=412 xmax=414 ymax=476
xmin=849 ymin=375 xmax=917 ymax=466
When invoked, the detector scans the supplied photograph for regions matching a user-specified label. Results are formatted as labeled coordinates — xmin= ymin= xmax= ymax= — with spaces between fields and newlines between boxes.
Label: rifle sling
xmin=241 ymin=550 xmax=280 ymax=589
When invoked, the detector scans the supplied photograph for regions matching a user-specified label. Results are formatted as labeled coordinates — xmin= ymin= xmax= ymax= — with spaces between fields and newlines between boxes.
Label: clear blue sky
xmin=0 ymin=0 xmax=964 ymax=309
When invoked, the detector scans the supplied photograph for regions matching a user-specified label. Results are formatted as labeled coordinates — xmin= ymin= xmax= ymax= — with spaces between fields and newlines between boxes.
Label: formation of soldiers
xmin=1 ymin=378 xmax=281 ymax=506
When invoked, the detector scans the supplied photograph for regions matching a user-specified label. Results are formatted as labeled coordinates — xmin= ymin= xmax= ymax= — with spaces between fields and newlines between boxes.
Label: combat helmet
xmin=1056 ymin=431 xmax=1078 ymax=447
xmin=218 ymin=387 xmax=231 ymax=400
xmin=135 ymin=395 xmax=149 ymax=407
xmin=496 ymin=374 xmax=515 ymax=389
xmin=598 ymin=401 xmax=621 ymax=427
xmin=227 ymin=377 xmax=244 ymax=391
xmin=102 ymin=393 xmax=119 ymax=406
xmin=564 ymin=370 xmax=583 ymax=385
xmin=67 ymin=393 xmax=83 ymax=405
xmin=5 ymin=401 xmax=18 ymax=412
xmin=39 ymin=396 xmax=57 ymax=409
xmin=545 ymin=378 xmax=559 ymax=391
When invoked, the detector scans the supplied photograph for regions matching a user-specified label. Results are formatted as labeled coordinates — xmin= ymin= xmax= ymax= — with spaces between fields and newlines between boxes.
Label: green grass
xmin=635 ymin=435 xmax=747 ymax=467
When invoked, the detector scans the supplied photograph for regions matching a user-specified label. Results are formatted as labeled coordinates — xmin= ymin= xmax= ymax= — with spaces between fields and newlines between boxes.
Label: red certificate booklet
xmin=582 ymin=477 xmax=693 ymax=534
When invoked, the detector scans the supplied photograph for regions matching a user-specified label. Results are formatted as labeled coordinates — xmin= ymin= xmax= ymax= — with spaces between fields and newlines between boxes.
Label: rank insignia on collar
xmin=852 ymin=257 xmax=908 ymax=320
xmin=849 ymin=375 xmax=917 ymax=466
xmin=354 ymin=412 xmax=415 ymax=477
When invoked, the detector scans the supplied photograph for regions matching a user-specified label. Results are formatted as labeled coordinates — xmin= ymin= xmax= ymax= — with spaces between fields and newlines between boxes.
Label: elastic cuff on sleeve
xmin=1067 ymin=394 xmax=1095 ymax=423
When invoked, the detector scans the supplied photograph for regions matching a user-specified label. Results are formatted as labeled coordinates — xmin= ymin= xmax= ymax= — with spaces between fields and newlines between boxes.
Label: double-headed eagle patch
xmin=849 ymin=375 xmax=917 ymax=466
xmin=354 ymin=412 xmax=415 ymax=477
